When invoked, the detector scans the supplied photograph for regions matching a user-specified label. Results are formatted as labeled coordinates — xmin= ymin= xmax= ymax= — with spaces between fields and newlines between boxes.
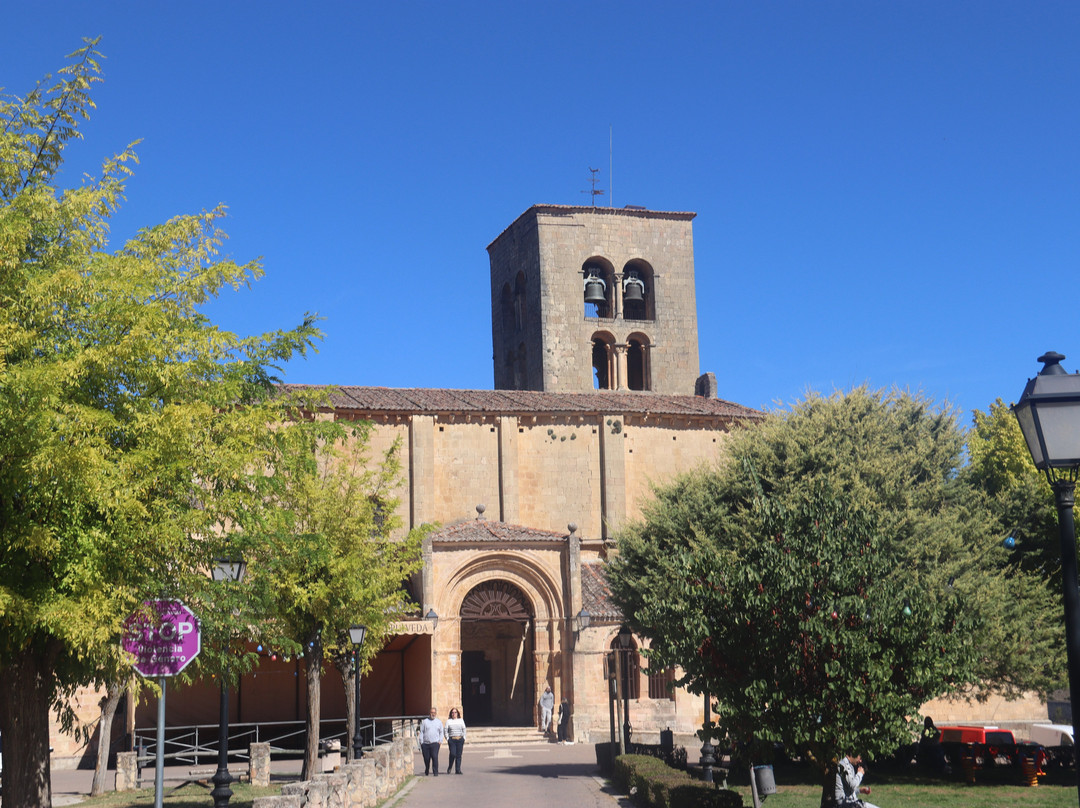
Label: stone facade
xmin=301 ymin=387 xmax=760 ymax=742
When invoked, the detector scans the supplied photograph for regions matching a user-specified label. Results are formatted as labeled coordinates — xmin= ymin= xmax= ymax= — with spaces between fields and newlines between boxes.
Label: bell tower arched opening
xmin=459 ymin=580 xmax=535 ymax=726
xmin=626 ymin=333 xmax=651 ymax=391
xmin=591 ymin=332 xmax=616 ymax=390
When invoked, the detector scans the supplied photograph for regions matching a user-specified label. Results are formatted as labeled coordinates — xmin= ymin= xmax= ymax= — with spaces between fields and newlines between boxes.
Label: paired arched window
xmin=591 ymin=332 xmax=616 ymax=390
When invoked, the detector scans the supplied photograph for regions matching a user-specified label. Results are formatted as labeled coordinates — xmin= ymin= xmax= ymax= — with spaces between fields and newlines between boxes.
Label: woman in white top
xmin=445 ymin=707 xmax=467 ymax=774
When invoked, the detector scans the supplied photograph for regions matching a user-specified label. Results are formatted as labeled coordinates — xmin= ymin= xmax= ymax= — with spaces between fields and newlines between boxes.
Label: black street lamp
xmin=1013 ymin=351 xmax=1080 ymax=806
xmin=210 ymin=557 xmax=247 ymax=808
xmin=617 ymin=625 xmax=634 ymax=751
xmin=700 ymin=692 xmax=715 ymax=783
xmin=349 ymin=624 xmax=368 ymax=761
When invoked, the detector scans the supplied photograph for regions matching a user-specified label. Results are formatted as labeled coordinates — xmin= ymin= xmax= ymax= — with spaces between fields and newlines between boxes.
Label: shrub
xmin=614 ymin=754 xmax=743 ymax=808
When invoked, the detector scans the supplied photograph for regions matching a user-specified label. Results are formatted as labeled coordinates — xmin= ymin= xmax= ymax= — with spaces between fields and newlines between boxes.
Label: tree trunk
xmin=343 ymin=656 xmax=357 ymax=763
xmin=300 ymin=635 xmax=323 ymax=780
xmin=0 ymin=644 xmax=57 ymax=808
xmin=90 ymin=679 xmax=126 ymax=797
xmin=820 ymin=760 xmax=838 ymax=808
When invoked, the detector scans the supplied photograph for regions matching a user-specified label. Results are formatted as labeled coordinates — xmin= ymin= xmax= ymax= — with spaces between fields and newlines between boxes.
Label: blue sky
xmin=4 ymin=2 xmax=1078 ymax=421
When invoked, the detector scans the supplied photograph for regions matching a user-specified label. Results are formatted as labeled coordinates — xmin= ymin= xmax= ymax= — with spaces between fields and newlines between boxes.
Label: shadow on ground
xmin=494 ymin=762 xmax=602 ymax=779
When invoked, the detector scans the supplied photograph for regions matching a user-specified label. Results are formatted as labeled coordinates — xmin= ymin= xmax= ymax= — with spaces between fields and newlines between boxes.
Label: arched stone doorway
xmin=459 ymin=580 xmax=534 ymax=726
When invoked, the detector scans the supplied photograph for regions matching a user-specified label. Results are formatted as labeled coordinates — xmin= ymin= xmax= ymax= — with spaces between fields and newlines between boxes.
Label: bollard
xmin=115 ymin=751 xmax=138 ymax=792
xmin=249 ymin=742 xmax=271 ymax=787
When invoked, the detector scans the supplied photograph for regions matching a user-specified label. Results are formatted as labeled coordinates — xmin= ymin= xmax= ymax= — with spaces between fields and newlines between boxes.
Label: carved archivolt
xmin=460 ymin=580 xmax=532 ymax=621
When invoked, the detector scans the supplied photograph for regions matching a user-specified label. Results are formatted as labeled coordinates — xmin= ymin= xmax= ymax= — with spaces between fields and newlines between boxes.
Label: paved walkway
xmin=43 ymin=742 xmax=625 ymax=808
xmin=397 ymin=742 xmax=626 ymax=808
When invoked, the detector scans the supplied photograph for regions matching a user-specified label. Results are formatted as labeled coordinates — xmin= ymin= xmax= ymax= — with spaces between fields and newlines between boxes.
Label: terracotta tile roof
xmin=282 ymin=385 xmax=762 ymax=421
xmin=430 ymin=518 xmax=569 ymax=544
xmin=582 ymin=562 xmax=623 ymax=622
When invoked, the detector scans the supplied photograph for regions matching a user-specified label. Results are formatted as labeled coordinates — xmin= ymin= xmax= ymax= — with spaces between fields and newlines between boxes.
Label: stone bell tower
xmin=487 ymin=204 xmax=701 ymax=395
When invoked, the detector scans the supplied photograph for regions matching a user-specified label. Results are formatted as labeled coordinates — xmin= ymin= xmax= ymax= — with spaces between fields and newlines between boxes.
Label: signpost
xmin=123 ymin=600 xmax=201 ymax=808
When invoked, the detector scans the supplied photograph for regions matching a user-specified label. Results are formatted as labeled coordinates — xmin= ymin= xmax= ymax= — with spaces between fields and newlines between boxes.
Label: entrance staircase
xmin=465 ymin=726 xmax=553 ymax=747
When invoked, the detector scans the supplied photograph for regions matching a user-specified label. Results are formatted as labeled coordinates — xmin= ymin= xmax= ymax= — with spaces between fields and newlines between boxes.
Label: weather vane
xmin=581 ymin=167 xmax=605 ymax=207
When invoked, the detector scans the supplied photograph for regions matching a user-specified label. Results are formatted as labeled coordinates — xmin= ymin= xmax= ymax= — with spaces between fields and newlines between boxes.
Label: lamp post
xmin=210 ymin=557 xmax=247 ymax=808
xmin=1013 ymin=351 xmax=1080 ymax=806
xmin=617 ymin=625 xmax=634 ymax=752
xmin=349 ymin=624 xmax=368 ymax=761
xmin=700 ymin=692 xmax=715 ymax=783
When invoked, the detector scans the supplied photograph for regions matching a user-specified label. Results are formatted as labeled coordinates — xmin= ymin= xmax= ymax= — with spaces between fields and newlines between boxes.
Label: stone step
xmin=462 ymin=726 xmax=555 ymax=747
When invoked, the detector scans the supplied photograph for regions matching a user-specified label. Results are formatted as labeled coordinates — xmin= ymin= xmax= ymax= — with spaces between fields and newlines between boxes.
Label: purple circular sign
xmin=123 ymin=599 xmax=201 ymax=677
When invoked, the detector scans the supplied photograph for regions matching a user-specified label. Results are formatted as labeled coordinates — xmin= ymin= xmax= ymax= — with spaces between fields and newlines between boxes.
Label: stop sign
xmin=123 ymin=600 xmax=201 ymax=677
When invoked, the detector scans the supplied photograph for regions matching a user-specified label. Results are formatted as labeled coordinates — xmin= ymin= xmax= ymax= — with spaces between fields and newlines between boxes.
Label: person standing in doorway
xmin=557 ymin=697 xmax=571 ymax=744
xmin=539 ymin=685 xmax=555 ymax=735
xmin=445 ymin=707 xmax=467 ymax=774
xmin=418 ymin=707 xmax=444 ymax=776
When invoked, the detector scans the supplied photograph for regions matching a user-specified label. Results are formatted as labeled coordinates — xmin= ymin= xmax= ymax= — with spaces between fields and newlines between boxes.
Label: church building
xmin=283 ymin=204 xmax=763 ymax=743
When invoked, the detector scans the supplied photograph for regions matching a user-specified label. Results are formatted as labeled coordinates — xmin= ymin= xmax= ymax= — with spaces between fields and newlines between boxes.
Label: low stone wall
xmin=252 ymin=733 xmax=414 ymax=808
xmin=116 ymin=725 xmax=415 ymax=808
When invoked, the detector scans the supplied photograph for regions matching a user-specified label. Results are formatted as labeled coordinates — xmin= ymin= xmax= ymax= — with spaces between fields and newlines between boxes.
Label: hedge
xmin=612 ymin=754 xmax=743 ymax=808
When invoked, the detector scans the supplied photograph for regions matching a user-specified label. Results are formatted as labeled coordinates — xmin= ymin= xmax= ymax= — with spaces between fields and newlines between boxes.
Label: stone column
xmin=613 ymin=345 xmax=628 ymax=390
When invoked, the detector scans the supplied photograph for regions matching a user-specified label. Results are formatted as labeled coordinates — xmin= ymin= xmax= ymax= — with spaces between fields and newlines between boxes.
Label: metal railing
xmin=132 ymin=715 xmax=424 ymax=769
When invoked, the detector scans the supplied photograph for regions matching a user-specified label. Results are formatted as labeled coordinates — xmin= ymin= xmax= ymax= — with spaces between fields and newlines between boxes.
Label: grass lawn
xmin=727 ymin=781 xmax=1078 ymax=807
xmin=69 ymin=781 xmax=284 ymax=808
xmin=706 ymin=759 xmax=1080 ymax=808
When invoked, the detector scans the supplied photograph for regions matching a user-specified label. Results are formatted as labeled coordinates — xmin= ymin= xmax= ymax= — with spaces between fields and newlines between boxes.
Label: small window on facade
xmin=647 ymin=666 xmax=676 ymax=700
xmin=610 ymin=637 xmax=640 ymax=699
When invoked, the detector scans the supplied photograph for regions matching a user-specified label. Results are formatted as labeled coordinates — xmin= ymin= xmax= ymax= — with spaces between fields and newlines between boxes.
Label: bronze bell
xmin=623 ymin=275 xmax=645 ymax=303
xmin=584 ymin=275 xmax=607 ymax=305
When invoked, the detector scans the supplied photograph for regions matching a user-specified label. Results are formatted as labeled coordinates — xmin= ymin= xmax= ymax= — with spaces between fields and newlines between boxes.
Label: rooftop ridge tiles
xmin=280 ymin=384 xmax=762 ymax=419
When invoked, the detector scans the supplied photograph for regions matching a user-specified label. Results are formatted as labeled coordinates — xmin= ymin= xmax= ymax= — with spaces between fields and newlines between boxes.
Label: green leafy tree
xmin=966 ymin=398 xmax=1059 ymax=574
xmin=244 ymin=418 xmax=424 ymax=779
xmin=609 ymin=388 xmax=1055 ymax=804
xmin=961 ymin=398 xmax=1065 ymax=694
xmin=0 ymin=42 xmax=319 ymax=808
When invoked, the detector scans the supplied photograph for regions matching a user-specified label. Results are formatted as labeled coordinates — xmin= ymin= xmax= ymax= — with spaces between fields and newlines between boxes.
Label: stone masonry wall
xmin=252 ymin=732 xmax=414 ymax=808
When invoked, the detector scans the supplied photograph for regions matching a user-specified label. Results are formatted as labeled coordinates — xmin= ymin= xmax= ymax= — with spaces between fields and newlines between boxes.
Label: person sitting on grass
xmin=835 ymin=752 xmax=879 ymax=808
